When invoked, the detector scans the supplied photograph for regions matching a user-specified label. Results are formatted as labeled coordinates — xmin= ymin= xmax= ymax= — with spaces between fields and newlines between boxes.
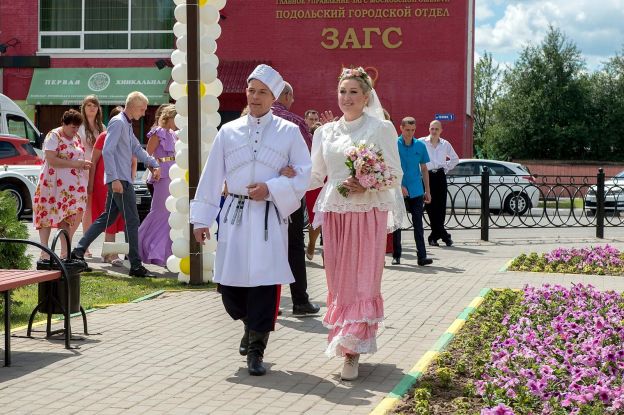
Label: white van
xmin=0 ymin=93 xmax=43 ymax=149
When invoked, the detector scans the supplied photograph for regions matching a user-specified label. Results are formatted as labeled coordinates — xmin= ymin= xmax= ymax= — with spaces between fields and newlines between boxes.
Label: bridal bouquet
xmin=336 ymin=142 xmax=396 ymax=197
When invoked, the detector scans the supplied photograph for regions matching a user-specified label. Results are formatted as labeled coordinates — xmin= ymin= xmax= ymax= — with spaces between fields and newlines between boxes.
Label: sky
xmin=475 ymin=0 xmax=624 ymax=71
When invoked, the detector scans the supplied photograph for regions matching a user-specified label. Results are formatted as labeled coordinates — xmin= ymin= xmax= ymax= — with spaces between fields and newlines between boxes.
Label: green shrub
xmin=0 ymin=191 xmax=32 ymax=270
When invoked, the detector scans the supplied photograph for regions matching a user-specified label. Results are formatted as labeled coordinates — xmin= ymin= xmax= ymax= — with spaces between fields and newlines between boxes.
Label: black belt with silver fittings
xmin=224 ymin=193 xmax=284 ymax=241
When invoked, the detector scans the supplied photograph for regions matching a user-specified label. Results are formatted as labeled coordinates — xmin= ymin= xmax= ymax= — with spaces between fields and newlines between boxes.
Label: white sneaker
xmin=341 ymin=353 xmax=359 ymax=380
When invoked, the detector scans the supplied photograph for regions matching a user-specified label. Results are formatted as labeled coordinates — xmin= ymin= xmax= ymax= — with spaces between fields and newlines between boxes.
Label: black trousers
xmin=218 ymin=284 xmax=280 ymax=332
xmin=393 ymin=195 xmax=427 ymax=260
xmin=425 ymin=170 xmax=451 ymax=241
xmin=288 ymin=200 xmax=310 ymax=306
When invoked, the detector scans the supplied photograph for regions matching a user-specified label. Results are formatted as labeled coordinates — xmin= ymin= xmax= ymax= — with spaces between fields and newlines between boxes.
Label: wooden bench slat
xmin=0 ymin=270 xmax=62 ymax=291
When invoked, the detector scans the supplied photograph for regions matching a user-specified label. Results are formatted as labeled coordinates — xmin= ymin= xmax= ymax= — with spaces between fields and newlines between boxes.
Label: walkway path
xmin=2 ymin=226 xmax=623 ymax=414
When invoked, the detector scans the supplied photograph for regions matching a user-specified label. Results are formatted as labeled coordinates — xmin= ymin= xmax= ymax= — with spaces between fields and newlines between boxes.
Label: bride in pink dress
xmin=309 ymin=67 xmax=405 ymax=380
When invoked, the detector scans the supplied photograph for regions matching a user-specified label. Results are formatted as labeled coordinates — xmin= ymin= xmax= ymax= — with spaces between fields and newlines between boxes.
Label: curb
xmin=499 ymin=259 xmax=513 ymax=272
xmin=369 ymin=287 xmax=492 ymax=415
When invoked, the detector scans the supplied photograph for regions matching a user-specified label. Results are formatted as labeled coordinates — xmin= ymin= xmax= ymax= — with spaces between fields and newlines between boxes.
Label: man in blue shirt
xmin=72 ymin=91 xmax=160 ymax=277
xmin=392 ymin=117 xmax=432 ymax=266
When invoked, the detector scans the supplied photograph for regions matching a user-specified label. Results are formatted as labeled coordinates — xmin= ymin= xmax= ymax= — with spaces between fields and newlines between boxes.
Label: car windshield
xmin=518 ymin=164 xmax=531 ymax=174
xmin=615 ymin=171 xmax=624 ymax=179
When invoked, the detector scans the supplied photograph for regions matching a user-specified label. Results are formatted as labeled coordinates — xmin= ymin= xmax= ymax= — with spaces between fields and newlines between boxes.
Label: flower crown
xmin=339 ymin=67 xmax=372 ymax=86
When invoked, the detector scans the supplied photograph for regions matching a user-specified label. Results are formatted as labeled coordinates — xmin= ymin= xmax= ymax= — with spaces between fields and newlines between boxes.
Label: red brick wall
xmin=516 ymin=161 xmax=624 ymax=179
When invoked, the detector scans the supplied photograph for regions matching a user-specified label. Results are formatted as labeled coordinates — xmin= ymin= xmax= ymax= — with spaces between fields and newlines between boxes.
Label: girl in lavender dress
xmin=138 ymin=105 xmax=177 ymax=266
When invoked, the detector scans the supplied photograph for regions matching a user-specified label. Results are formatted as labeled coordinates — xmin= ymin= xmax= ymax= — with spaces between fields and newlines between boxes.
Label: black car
xmin=134 ymin=174 xmax=152 ymax=222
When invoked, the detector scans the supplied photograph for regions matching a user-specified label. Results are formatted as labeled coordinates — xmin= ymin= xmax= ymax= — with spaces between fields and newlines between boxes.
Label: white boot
xmin=341 ymin=353 xmax=360 ymax=380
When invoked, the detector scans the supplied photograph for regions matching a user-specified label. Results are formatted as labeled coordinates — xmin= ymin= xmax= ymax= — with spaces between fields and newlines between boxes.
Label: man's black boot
xmin=247 ymin=331 xmax=269 ymax=376
xmin=239 ymin=321 xmax=249 ymax=356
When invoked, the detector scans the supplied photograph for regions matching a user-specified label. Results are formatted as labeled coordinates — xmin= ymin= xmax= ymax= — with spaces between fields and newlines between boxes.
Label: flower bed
xmin=396 ymin=284 xmax=624 ymax=414
xmin=508 ymin=245 xmax=624 ymax=276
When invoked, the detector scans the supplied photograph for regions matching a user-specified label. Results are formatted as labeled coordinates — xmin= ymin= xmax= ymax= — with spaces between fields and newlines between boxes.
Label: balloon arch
xmin=166 ymin=0 xmax=226 ymax=283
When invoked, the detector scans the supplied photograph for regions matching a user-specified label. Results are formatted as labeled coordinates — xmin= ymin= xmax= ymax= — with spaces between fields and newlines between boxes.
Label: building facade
xmin=1 ymin=0 xmax=474 ymax=154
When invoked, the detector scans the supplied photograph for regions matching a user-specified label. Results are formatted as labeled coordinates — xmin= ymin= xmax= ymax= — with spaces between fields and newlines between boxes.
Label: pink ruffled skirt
xmin=322 ymin=208 xmax=387 ymax=357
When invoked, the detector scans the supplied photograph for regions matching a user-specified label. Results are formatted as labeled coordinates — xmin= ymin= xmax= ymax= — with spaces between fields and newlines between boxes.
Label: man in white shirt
xmin=191 ymin=65 xmax=312 ymax=376
xmin=419 ymin=120 xmax=459 ymax=246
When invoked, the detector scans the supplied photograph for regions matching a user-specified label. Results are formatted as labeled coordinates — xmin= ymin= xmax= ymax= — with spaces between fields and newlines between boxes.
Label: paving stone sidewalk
xmin=2 ymin=226 xmax=624 ymax=414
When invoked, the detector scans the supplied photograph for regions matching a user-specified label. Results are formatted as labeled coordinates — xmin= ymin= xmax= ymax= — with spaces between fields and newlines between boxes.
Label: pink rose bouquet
xmin=336 ymin=142 xmax=396 ymax=197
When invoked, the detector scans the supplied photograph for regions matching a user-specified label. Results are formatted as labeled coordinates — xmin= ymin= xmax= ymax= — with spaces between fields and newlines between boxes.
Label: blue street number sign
xmin=435 ymin=113 xmax=455 ymax=121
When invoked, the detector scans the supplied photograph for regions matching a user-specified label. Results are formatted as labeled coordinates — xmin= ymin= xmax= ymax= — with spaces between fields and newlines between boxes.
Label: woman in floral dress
xmin=34 ymin=109 xmax=91 ymax=258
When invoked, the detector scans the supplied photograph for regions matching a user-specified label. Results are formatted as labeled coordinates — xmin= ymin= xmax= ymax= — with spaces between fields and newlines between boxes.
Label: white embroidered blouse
xmin=309 ymin=113 xmax=407 ymax=231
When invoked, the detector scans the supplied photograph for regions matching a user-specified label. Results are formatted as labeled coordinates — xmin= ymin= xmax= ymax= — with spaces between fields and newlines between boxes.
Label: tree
xmin=586 ymin=48 xmax=624 ymax=160
xmin=473 ymin=52 xmax=501 ymax=158
xmin=485 ymin=26 xmax=591 ymax=160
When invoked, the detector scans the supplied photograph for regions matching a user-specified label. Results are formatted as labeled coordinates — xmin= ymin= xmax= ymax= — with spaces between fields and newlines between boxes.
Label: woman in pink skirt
xmin=309 ymin=67 xmax=406 ymax=380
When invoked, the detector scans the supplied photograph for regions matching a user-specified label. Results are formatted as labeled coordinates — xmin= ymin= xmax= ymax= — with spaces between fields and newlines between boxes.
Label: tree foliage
xmin=475 ymin=26 xmax=624 ymax=161
xmin=473 ymin=52 xmax=501 ymax=158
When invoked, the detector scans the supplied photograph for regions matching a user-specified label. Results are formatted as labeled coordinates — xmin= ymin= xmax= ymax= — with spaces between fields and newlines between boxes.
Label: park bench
xmin=0 ymin=236 xmax=73 ymax=367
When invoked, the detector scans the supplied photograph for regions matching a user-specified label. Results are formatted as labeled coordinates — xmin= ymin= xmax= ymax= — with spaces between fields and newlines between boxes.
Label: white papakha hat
xmin=247 ymin=64 xmax=285 ymax=99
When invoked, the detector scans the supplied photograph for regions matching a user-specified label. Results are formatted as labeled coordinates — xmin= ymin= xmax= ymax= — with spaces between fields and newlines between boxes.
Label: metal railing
xmin=408 ymin=168 xmax=623 ymax=240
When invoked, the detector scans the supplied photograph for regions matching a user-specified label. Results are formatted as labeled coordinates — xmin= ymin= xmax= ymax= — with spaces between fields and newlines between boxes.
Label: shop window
xmin=39 ymin=0 xmax=174 ymax=52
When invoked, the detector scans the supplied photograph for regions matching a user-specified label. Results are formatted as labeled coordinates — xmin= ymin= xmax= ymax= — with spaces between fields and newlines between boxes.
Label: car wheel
xmin=0 ymin=183 xmax=25 ymax=217
xmin=504 ymin=192 xmax=530 ymax=215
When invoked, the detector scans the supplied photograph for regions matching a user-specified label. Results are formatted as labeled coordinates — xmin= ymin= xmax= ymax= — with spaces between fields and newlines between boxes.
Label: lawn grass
xmin=3 ymin=271 xmax=215 ymax=329
xmin=537 ymin=198 xmax=584 ymax=209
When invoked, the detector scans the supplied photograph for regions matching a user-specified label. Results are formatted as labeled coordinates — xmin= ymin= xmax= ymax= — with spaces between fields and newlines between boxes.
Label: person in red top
xmin=88 ymin=106 xmax=135 ymax=266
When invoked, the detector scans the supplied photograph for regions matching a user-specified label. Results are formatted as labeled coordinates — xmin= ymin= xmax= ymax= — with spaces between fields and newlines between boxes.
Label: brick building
xmin=1 ymin=0 xmax=475 ymax=154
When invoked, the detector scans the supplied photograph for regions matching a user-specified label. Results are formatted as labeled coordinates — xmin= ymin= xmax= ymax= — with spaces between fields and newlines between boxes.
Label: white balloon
xmin=203 ymin=237 xmax=217 ymax=252
xmin=175 ymin=96 xmax=188 ymax=117
xmin=172 ymin=238 xmax=190 ymax=257
xmin=167 ymin=255 xmax=181 ymax=273
xmin=173 ymin=22 xmax=186 ymax=38
xmin=182 ymin=224 xmax=191 ymax=240
xmin=208 ymin=0 xmax=226 ymax=10
xmin=203 ymin=23 xmax=222 ymax=40
xmin=202 ymin=251 xmax=215 ymax=271
xmin=173 ymin=0 xmax=186 ymax=5
xmin=171 ymin=49 xmax=186 ymax=65
xmin=205 ymin=79 xmax=223 ymax=96
xmin=200 ymin=53 xmax=219 ymax=68
xmin=202 ymin=270 xmax=213 ymax=283
xmin=171 ymin=63 xmax=188 ymax=84
xmin=205 ymin=112 xmax=221 ymax=127
xmin=175 ymin=150 xmax=189 ymax=169
xmin=176 ymin=196 xmax=190 ymax=214
xmin=174 ymin=114 xmax=188 ymax=129
xmin=201 ymin=125 xmax=218 ymax=142
xmin=175 ymin=140 xmax=188 ymax=154
xmin=176 ymin=36 xmax=187 ymax=53
xmin=165 ymin=195 xmax=178 ymax=213
xmin=169 ymin=227 xmax=183 ymax=242
xmin=174 ymin=4 xmax=187 ymax=23
xmin=201 ymin=95 xmax=219 ymax=114
xmin=200 ymin=36 xmax=217 ymax=54
xmin=168 ymin=212 xmax=187 ymax=230
xmin=169 ymin=177 xmax=189 ymax=198
xmin=178 ymin=272 xmax=190 ymax=284
xmin=200 ymin=5 xmax=219 ymax=24
xmin=169 ymin=82 xmax=186 ymax=100
xmin=169 ymin=164 xmax=185 ymax=180
xmin=200 ymin=63 xmax=218 ymax=84
xmin=177 ymin=127 xmax=188 ymax=144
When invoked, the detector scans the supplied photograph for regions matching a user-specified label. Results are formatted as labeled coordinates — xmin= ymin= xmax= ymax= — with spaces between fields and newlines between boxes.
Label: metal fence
xmin=411 ymin=168 xmax=623 ymax=241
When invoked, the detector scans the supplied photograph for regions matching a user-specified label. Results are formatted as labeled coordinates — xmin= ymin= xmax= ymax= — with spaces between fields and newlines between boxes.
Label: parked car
xmin=0 ymin=135 xmax=42 ymax=165
xmin=0 ymin=164 xmax=41 ymax=217
xmin=0 ymin=93 xmax=43 ymax=152
xmin=134 ymin=172 xmax=152 ymax=222
xmin=446 ymin=159 xmax=539 ymax=215
xmin=585 ymin=170 xmax=624 ymax=215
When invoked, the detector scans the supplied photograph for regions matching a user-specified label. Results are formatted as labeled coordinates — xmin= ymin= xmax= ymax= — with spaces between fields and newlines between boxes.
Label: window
xmin=0 ymin=142 xmax=18 ymax=159
xmin=483 ymin=163 xmax=515 ymax=175
xmin=6 ymin=115 xmax=38 ymax=142
xmin=449 ymin=162 xmax=478 ymax=176
xmin=39 ymin=0 xmax=175 ymax=52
